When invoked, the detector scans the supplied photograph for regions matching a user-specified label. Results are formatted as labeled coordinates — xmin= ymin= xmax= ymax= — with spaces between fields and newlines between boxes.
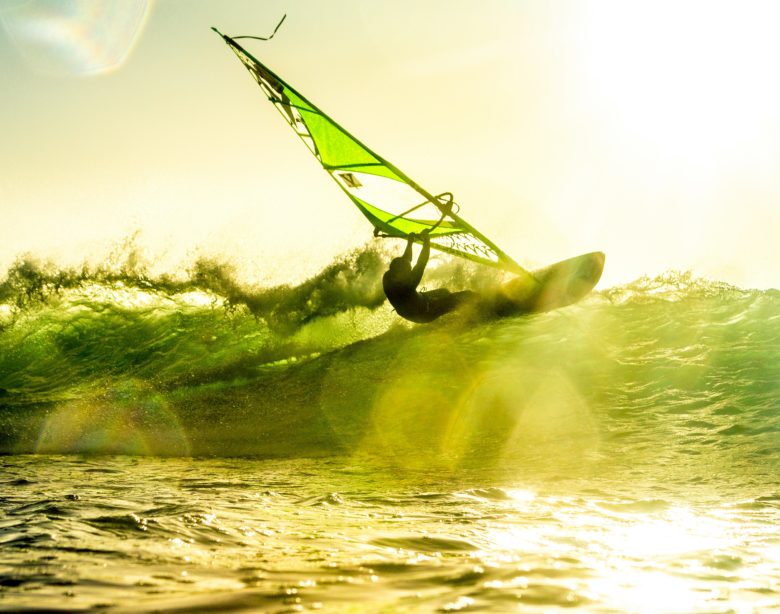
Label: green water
xmin=0 ymin=256 xmax=779 ymax=611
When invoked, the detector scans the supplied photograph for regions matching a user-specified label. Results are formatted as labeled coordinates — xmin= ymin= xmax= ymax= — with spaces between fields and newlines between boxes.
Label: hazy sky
xmin=2 ymin=0 xmax=779 ymax=288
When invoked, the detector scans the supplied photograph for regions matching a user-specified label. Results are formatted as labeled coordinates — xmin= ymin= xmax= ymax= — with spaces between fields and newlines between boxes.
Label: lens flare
xmin=355 ymin=330 xmax=475 ymax=470
xmin=1 ymin=0 xmax=151 ymax=76
xmin=36 ymin=379 xmax=190 ymax=456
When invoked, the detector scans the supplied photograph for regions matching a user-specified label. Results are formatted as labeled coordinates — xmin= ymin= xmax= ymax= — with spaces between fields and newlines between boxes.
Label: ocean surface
xmin=1 ymin=252 xmax=779 ymax=612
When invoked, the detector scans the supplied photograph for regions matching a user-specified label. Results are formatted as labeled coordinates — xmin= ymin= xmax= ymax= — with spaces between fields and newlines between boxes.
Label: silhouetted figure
xmin=383 ymin=231 xmax=477 ymax=323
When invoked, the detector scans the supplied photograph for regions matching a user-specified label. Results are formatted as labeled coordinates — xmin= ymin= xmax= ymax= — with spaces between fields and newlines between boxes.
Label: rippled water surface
xmin=2 ymin=455 xmax=779 ymax=612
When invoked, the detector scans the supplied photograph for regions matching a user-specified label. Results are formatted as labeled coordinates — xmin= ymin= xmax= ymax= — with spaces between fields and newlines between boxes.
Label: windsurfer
xmin=383 ymin=230 xmax=478 ymax=323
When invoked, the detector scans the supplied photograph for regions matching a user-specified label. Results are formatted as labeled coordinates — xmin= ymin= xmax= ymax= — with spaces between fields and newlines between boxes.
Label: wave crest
xmin=0 ymin=244 xmax=394 ymax=334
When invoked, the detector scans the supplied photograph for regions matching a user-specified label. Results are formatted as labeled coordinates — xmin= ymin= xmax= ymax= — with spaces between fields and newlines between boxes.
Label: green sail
xmin=213 ymin=27 xmax=529 ymax=275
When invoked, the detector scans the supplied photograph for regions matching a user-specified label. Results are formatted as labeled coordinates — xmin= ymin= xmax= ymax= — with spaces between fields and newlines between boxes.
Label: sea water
xmin=1 ymin=254 xmax=779 ymax=612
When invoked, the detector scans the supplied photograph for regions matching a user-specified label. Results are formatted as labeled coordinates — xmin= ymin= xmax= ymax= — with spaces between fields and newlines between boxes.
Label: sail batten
xmin=214 ymin=27 xmax=530 ymax=276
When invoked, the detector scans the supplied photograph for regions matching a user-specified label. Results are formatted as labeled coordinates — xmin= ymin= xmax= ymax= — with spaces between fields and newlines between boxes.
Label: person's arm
xmin=410 ymin=231 xmax=430 ymax=287
xmin=401 ymin=233 xmax=415 ymax=262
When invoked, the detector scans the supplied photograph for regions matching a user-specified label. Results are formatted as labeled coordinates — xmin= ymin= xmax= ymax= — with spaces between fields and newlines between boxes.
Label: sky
xmin=1 ymin=0 xmax=779 ymax=289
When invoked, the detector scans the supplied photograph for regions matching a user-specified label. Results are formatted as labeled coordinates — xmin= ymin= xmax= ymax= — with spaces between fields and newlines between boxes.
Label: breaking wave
xmin=0 ymin=246 xmax=778 ymax=470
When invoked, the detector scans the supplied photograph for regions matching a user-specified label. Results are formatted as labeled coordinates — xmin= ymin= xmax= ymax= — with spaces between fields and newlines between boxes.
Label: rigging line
xmin=322 ymin=163 xmax=385 ymax=170
xmin=268 ymin=99 xmax=324 ymax=116
xmin=382 ymin=193 xmax=455 ymax=227
xmin=429 ymin=193 xmax=455 ymax=232
xmin=233 ymin=14 xmax=287 ymax=41
xmin=374 ymin=193 xmax=459 ymax=239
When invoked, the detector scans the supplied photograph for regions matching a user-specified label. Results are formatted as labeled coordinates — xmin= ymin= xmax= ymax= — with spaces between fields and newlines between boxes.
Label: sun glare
xmin=483 ymin=497 xmax=751 ymax=611
xmin=575 ymin=0 xmax=780 ymax=175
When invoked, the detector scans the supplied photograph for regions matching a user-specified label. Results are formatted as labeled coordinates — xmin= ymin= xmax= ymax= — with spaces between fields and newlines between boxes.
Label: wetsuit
xmin=382 ymin=234 xmax=477 ymax=323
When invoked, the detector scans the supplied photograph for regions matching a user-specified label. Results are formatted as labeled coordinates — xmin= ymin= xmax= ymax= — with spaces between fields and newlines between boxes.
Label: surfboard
xmin=493 ymin=251 xmax=605 ymax=315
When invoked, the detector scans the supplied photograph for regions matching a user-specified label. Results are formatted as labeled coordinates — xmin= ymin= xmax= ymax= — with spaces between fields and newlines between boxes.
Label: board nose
xmin=576 ymin=252 xmax=605 ymax=287
xmin=596 ymin=252 xmax=605 ymax=270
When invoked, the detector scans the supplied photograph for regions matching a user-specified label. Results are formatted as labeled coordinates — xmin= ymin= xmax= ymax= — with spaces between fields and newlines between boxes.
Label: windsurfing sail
xmin=213 ymin=27 xmax=531 ymax=276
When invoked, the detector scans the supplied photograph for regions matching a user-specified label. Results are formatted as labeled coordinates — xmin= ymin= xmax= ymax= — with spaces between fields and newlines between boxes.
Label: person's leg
xmin=449 ymin=290 xmax=479 ymax=306
xmin=422 ymin=289 xmax=451 ymax=301
xmin=421 ymin=289 xmax=479 ymax=320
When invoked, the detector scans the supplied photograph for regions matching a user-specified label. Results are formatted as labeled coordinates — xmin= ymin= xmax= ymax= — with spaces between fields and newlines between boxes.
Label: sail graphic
xmin=213 ymin=28 xmax=530 ymax=276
